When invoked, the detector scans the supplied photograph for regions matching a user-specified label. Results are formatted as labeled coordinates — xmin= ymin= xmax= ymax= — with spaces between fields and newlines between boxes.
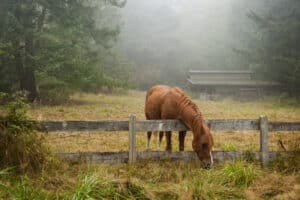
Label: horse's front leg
xmin=166 ymin=131 xmax=172 ymax=152
xmin=158 ymin=131 xmax=164 ymax=150
xmin=179 ymin=131 xmax=186 ymax=151
xmin=147 ymin=131 xmax=152 ymax=150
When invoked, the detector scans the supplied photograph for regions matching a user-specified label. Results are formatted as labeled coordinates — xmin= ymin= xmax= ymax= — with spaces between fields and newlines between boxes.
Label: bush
xmin=38 ymin=77 xmax=72 ymax=105
xmin=0 ymin=93 xmax=49 ymax=173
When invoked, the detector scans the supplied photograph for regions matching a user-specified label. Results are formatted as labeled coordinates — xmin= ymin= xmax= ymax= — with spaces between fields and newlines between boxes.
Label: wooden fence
xmin=36 ymin=115 xmax=300 ymax=166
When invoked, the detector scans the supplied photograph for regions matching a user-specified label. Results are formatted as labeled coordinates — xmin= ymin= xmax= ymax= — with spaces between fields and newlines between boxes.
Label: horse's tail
xmin=145 ymin=87 xmax=154 ymax=102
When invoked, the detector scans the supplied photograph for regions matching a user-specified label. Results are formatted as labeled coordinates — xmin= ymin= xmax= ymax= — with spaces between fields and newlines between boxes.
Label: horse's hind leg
xmin=147 ymin=131 xmax=152 ymax=149
xmin=158 ymin=131 xmax=164 ymax=150
xmin=179 ymin=131 xmax=186 ymax=151
xmin=166 ymin=131 xmax=172 ymax=152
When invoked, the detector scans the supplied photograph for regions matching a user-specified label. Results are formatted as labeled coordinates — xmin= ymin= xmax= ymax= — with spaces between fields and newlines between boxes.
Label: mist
xmin=117 ymin=0 xmax=272 ymax=88
xmin=1 ymin=0 xmax=298 ymax=100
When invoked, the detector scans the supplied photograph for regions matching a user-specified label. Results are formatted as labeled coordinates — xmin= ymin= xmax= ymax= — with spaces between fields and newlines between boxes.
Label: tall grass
xmin=72 ymin=175 xmax=105 ymax=200
xmin=1 ymin=159 xmax=297 ymax=200
xmin=222 ymin=160 xmax=260 ymax=188
xmin=188 ymin=170 xmax=243 ymax=199
xmin=72 ymin=174 xmax=150 ymax=200
xmin=0 ymin=176 xmax=51 ymax=200
xmin=186 ymin=160 xmax=260 ymax=199
xmin=0 ymin=93 xmax=49 ymax=173
xmin=269 ymin=151 xmax=300 ymax=174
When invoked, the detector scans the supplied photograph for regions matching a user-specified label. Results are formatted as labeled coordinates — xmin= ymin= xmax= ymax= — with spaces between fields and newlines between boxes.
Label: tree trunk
xmin=24 ymin=33 xmax=38 ymax=102
xmin=14 ymin=42 xmax=37 ymax=102
xmin=13 ymin=4 xmax=38 ymax=102
xmin=14 ymin=44 xmax=25 ymax=90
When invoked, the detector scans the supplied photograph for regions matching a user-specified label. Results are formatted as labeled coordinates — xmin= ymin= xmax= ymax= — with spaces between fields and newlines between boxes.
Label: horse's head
xmin=192 ymin=123 xmax=214 ymax=169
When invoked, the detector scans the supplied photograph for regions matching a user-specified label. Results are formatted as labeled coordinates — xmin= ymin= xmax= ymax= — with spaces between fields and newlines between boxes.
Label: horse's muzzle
xmin=202 ymin=162 xmax=212 ymax=169
xmin=202 ymin=157 xmax=213 ymax=169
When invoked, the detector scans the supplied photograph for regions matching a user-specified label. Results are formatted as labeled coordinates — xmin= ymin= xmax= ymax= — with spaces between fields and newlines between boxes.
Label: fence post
xmin=129 ymin=114 xmax=137 ymax=163
xmin=259 ymin=115 xmax=269 ymax=167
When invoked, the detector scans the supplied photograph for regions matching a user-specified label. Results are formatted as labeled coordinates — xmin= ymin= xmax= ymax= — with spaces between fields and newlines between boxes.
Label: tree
xmin=247 ymin=0 xmax=300 ymax=96
xmin=0 ymin=0 xmax=128 ymax=102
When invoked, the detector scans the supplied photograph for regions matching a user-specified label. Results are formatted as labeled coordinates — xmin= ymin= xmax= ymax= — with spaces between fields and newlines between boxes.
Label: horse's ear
xmin=207 ymin=122 xmax=211 ymax=130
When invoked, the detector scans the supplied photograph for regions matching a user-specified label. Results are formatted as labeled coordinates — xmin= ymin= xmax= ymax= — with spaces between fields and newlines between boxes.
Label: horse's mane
xmin=173 ymin=88 xmax=207 ymax=137
xmin=177 ymin=92 xmax=203 ymax=120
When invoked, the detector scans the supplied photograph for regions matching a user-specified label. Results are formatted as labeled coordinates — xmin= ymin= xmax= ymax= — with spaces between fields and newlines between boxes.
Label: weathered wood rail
xmin=35 ymin=115 xmax=300 ymax=166
xmin=36 ymin=119 xmax=300 ymax=132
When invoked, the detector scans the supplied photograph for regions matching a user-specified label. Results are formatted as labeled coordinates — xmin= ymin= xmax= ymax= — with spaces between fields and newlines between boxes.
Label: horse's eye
xmin=202 ymin=143 xmax=208 ymax=149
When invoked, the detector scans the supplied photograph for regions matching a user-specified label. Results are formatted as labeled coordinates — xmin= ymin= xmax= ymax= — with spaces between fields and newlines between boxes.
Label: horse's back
xmin=145 ymin=85 xmax=170 ymax=119
xmin=146 ymin=85 xmax=170 ymax=99
xmin=145 ymin=85 xmax=184 ymax=120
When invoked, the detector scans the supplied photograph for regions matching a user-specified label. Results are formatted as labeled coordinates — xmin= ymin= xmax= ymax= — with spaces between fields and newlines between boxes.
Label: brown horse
xmin=145 ymin=85 xmax=214 ymax=168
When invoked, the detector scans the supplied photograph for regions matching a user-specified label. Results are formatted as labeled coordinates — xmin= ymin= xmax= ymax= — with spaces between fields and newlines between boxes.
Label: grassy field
xmin=1 ymin=91 xmax=300 ymax=199
xmin=28 ymin=91 xmax=300 ymax=153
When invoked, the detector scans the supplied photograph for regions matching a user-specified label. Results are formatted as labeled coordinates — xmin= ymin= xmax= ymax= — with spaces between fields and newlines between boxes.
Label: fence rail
xmin=36 ymin=119 xmax=300 ymax=132
xmin=58 ymin=151 xmax=291 ymax=164
xmin=34 ymin=115 xmax=300 ymax=166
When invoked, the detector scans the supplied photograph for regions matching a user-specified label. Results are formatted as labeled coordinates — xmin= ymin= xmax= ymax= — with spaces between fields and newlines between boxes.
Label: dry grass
xmin=1 ymin=91 xmax=299 ymax=199
xmin=245 ymin=173 xmax=299 ymax=200
xmin=29 ymin=91 xmax=146 ymax=121
xmin=29 ymin=91 xmax=300 ymax=121
xmin=43 ymin=130 xmax=300 ymax=154
xmin=29 ymin=91 xmax=300 ymax=154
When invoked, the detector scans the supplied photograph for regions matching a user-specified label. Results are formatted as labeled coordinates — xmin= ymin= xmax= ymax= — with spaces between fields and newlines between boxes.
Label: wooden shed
xmin=187 ymin=70 xmax=281 ymax=100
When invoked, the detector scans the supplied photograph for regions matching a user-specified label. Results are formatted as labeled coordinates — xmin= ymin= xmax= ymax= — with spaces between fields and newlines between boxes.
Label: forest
xmin=0 ymin=1 xmax=300 ymax=199
xmin=0 ymin=0 xmax=300 ymax=103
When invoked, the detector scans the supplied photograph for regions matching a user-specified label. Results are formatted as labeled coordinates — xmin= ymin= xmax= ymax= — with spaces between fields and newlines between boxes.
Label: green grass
xmin=0 ymin=160 xmax=298 ymax=199
xmin=223 ymin=143 xmax=238 ymax=151
xmin=222 ymin=160 xmax=260 ymax=188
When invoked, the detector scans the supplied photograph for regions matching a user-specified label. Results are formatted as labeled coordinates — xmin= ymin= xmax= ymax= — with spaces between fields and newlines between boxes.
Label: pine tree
xmin=248 ymin=0 xmax=300 ymax=96
xmin=0 ymin=0 xmax=128 ymax=102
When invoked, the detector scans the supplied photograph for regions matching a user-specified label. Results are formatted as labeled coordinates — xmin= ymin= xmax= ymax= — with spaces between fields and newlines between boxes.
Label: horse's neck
xmin=180 ymin=109 xmax=203 ymax=143
xmin=177 ymin=96 xmax=203 ymax=136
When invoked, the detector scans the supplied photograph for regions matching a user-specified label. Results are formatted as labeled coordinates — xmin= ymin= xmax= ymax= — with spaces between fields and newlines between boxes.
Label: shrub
xmin=0 ymin=93 xmax=49 ymax=173
xmin=38 ymin=76 xmax=72 ymax=105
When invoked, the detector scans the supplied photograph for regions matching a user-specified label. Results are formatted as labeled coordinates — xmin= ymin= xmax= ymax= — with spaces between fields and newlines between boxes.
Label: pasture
xmin=1 ymin=91 xmax=300 ymax=199
xmin=30 ymin=92 xmax=300 ymax=153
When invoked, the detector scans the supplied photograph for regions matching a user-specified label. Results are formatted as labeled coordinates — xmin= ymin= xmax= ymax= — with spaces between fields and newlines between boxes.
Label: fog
xmin=120 ymin=0 xmax=258 ymax=68
xmin=117 ymin=0 xmax=271 ymax=88
xmin=2 ymin=0 xmax=297 ymax=99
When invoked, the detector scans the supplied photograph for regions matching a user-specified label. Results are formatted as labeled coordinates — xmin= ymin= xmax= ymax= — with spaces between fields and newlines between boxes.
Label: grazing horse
xmin=145 ymin=85 xmax=214 ymax=168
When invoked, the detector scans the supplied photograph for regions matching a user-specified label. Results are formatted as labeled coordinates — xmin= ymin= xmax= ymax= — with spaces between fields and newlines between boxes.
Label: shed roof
xmin=187 ymin=79 xmax=280 ymax=87
xmin=188 ymin=70 xmax=253 ymax=74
